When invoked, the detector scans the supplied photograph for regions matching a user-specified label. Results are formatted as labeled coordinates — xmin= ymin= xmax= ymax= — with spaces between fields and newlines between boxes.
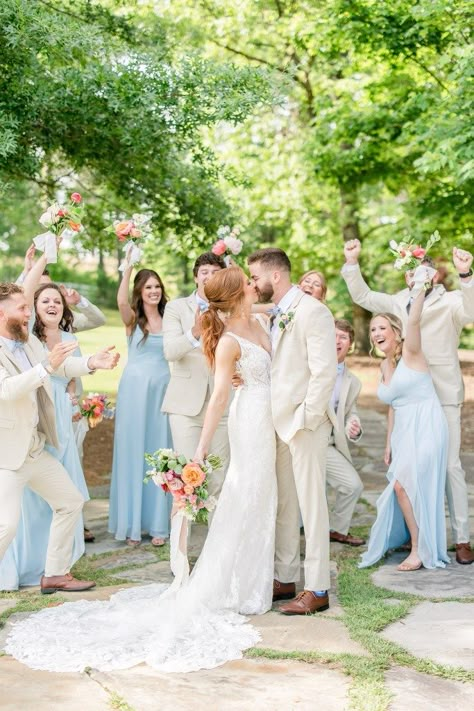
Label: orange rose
xmin=181 ymin=463 xmax=205 ymax=487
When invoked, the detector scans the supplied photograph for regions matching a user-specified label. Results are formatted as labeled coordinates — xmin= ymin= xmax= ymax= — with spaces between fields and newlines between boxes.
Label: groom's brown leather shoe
xmin=455 ymin=543 xmax=474 ymax=565
xmin=330 ymin=530 xmax=365 ymax=546
xmin=41 ymin=573 xmax=96 ymax=595
xmin=279 ymin=590 xmax=329 ymax=615
xmin=273 ymin=579 xmax=296 ymax=601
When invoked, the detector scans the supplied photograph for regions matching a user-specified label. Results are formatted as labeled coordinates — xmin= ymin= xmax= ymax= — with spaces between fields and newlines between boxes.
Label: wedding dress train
xmin=6 ymin=331 xmax=277 ymax=673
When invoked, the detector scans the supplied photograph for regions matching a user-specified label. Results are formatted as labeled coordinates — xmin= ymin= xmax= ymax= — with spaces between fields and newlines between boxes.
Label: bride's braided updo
xmin=201 ymin=267 xmax=245 ymax=368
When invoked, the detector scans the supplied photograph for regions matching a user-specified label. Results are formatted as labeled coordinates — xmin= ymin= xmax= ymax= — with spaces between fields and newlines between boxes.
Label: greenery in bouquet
xmin=389 ymin=231 xmax=441 ymax=272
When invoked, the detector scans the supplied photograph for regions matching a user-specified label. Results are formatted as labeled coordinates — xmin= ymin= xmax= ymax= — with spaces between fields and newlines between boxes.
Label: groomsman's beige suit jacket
xmin=161 ymin=294 xmax=216 ymax=417
xmin=0 ymin=335 xmax=92 ymax=470
xmin=342 ymin=266 xmax=474 ymax=405
xmin=72 ymin=301 xmax=106 ymax=332
xmin=334 ymin=368 xmax=362 ymax=462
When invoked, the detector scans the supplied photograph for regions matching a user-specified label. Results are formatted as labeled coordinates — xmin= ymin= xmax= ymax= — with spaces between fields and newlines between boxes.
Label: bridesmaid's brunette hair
xmin=130 ymin=269 xmax=167 ymax=343
xmin=33 ymin=283 xmax=75 ymax=341
xmin=201 ymin=267 xmax=245 ymax=368
xmin=369 ymin=312 xmax=403 ymax=365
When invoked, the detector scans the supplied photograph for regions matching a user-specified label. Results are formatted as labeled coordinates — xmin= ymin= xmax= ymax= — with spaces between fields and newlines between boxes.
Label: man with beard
xmin=0 ymin=283 xmax=119 ymax=593
xmin=248 ymin=248 xmax=337 ymax=614
xmin=161 ymin=252 xmax=230 ymax=501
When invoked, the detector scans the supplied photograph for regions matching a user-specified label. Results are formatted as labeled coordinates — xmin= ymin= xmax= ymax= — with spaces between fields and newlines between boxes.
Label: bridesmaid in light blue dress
xmin=108 ymin=266 xmax=172 ymax=547
xmin=0 ymin=285 xmax=87 ymax=590
xmin=360 ymin=270 xmax=449 ymax=571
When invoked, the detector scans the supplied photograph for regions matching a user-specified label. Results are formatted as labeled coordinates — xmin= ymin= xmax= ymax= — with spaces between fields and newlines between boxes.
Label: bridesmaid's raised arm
xmin=117 ymin=264 xmax=135 ymax=331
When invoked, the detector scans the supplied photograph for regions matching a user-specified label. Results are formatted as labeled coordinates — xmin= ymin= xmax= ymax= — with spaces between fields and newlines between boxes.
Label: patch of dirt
xmin=82 ymin=354 xmax=474 ymax=486
xmin=83 ymin=419 xmax=114 ymax=487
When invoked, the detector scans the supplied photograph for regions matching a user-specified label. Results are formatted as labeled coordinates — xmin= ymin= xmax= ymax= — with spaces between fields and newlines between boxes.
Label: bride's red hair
xmin=201 ymin=267 xmax=245 ymax=368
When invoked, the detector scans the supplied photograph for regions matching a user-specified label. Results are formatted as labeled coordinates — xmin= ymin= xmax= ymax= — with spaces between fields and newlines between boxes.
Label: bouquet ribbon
xmin=168 ymin=510 xmax=190 ymax=592
xmin=119 ymin=241 xmax=142 ymax=272
xmin=33 ymin=231 xmax=58 ymax=263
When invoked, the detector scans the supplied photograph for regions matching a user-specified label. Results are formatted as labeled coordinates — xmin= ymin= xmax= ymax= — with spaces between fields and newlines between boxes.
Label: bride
xmin=6 ymin=267 xmax=277 ymax=673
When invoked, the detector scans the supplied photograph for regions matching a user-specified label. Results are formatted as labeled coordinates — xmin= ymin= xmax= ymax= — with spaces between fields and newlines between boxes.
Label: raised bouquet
xmin=144 ymin=448 xmax=222 ymax=524
xmin=34 ymin=192 xmax=84 ymax=263
xmin=80 ymin=392 xmax=110 ymax=428
xmin=389 ymin=230 xmax=441 ymax=271
xmin=212 ymin=225 xmax=243 ymax=266
xmin=106 ymin=213 xmax=152 ymax=272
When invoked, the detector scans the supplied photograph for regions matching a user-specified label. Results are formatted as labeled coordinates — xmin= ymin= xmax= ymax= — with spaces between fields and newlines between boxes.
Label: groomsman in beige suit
xmin=162 ymin=252 xmax=230 ymax=498
xmin=342 ymin=240 xmax=474 ymax=564
xmin=0 ymin=283 xmax=119 ymax=593
xmin=327 ymin=319 xmax=365 ymax=546
xmin=248 ymin=248 xmax=337 ymax=614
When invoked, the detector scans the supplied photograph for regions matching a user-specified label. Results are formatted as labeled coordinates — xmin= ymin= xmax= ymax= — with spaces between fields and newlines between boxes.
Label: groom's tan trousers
xmin=274 ymin=419 xmax=332 ymax=592
xmin=0 ymin=431 xmax=84 ymax=577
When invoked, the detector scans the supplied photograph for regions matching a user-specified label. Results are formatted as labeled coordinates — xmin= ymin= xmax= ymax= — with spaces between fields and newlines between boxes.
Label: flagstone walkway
xmin=0 ymin=405 xmax=473 ymax=710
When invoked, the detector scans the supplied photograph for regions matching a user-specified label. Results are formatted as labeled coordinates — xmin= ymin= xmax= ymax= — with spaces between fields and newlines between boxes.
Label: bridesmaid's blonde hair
xmin=369 ymin=313 xmax=403 ymax=365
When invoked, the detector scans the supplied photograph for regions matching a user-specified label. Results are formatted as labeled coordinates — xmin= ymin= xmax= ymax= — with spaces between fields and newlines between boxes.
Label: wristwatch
xmin=458 ymin=269 xmax=473 ymax=278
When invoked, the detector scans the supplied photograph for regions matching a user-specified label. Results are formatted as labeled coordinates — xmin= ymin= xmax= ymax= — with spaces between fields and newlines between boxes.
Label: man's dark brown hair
xmin=247 ymin=247 xmax=291 ymax=273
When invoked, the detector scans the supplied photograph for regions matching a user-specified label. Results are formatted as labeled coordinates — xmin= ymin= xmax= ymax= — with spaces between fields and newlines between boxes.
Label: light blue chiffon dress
xmin=108 ymin=326 xmax=172 ymax=542
xmin=360 ymin=359 xmax=450 ymax=569
xmin=0 ymin=332 xmax=88 ymax=590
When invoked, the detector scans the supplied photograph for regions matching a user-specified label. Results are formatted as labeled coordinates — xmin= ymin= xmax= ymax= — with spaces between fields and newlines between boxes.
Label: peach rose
xmin=181 ymin=463 xmax=206 ymax=487
xmin=115 ymin=220 xmax=133 ymax=239
xmin=183 ymin=484 xmax=195 ymax=495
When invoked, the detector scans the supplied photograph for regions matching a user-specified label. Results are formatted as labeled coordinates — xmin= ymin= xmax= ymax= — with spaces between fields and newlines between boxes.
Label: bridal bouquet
xmin=107 ymin=213 xmax=152 ymax=272
xmin=212 ymin=225 xmax=243 ymax=266
xmin=389 ymin=230 xmax=441 ymax=271
xmin=34 ymin=192 xmax=84 ymax=263
xmin=144 ymin=449 xmax=221 ymax=524
xmin=79 ymin=393 xmax=110 ymax=428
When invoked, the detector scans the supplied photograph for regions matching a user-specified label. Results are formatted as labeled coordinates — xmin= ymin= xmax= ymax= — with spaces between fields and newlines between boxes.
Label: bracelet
xmin=458 ymin=269 xmax=473 ymax=278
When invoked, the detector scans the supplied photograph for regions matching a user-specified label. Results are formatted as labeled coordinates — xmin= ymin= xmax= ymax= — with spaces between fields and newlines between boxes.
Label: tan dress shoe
xmin=279 ymin=590 xmax=329 ymax=615
xmin=41 ymin=573 xmax=96 ymax=595
xmin=330 ymin=530 xmax=366 ymax=546
xmin=273 ymin=579 xmax=296 ymax=601
xmin=455 ymin=543 xmax=474 ymax=565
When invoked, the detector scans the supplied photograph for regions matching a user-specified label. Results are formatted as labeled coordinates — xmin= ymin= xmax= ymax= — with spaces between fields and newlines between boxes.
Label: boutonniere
xmin=278 ymin=311 xmax=295 ymax=331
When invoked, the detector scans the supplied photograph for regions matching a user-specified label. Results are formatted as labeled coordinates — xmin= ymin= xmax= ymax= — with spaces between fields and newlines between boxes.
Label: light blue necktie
xmin=268 ymin=306 xmax=281 ymax=329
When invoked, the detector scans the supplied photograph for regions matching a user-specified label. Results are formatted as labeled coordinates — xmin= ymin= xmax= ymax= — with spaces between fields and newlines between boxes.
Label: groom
xmin=248 ymin=248 xmax=337 ymax=614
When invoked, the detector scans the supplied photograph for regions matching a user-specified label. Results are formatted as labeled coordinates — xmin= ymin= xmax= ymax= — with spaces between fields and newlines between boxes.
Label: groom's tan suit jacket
xmin=342 ymin=265 xmax=474 ymax=405
xmin=271 ymin=289 xmax=337 ymax=443
xmin=0 ymin=335 xmax=92 ymax=470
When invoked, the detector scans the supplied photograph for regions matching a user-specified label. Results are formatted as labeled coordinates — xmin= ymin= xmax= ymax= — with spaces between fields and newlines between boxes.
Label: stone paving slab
xmin=0 ymin=598 xmax=18 ymax=615
xmin=371 ymin=551 xmax=474 ymax=598
xmin=90 ymin=658 xmax=350 ymax=711
xmin=0 ymin=657 xmax=110 ymax=711
xmin=114 ymin=560 xmax=173 ymax=584
xmin=252 ymin=609 xmax=367 ymax=656
xmin=382 ymin=601 xmax=474 ymax=670
xmin=386 ymin=666 xmax=474 ymax=710
xmin=95 ymin=550 xmax=157 ymax=570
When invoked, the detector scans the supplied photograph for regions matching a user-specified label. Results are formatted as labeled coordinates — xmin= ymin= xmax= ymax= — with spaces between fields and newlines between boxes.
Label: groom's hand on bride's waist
xmin=231 ymin=370 xmax=244 ymax=389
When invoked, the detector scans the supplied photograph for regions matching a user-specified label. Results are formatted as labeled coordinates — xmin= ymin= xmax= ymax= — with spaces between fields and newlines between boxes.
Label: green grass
xmin=76 ymin=308 xmax=128 ymax=399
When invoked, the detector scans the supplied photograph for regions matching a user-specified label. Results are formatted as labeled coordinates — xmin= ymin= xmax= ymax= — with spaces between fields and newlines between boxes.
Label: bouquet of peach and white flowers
xmin=79 ymin=393 xmax=110 ymax=428
xmin=34 ymin=192 xmax=84 ymax=263
xmin=144 ymin=449 xmax=221 ymax=524
xmin=212 ymin=225 xmax=244 ymax=266
xmin=389 ymin=230 xmax=441 ymax=271
xmin=106 ymin=213 xmax=152 ymax=272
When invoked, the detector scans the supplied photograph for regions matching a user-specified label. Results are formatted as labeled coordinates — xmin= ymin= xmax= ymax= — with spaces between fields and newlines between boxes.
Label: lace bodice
xmin=226 ymin=331 xmax=271 ymax=390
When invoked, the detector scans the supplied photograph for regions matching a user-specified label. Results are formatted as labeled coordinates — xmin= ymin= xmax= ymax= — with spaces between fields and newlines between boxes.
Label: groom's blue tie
xmin=268 ymin=306 xmax=281 ymax=329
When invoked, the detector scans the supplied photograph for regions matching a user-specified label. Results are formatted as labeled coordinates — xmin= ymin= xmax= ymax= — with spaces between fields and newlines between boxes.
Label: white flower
xmin=389 ymin=240 xmax=398 ymax=250
xmin=205 ymin=496 xmax=217 ymax=511
xmin=394 ymin=258 xmax=404 ymax=270
xmin=223 ymin=236 xmax=243 ymax=255
xmin=151 ymin=471 xmax=166 ymax=487
xmin=39 ymin=204 xmax=61 ymax=227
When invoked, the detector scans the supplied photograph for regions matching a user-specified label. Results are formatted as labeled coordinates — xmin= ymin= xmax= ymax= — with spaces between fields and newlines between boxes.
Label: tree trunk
xmin=339 ymin=184 xmax=371 ymax=354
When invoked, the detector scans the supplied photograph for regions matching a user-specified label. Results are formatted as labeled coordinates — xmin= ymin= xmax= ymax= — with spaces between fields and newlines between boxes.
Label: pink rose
xmin=212 ymin=239 xmax=227 ymax=256
xmin=57 ymin=209 xmax=67 ymax=217
xmin=165 ymin=471 xmax=175 ymax=482
xmin=412 ymin=247 xmax=426 ymax=259
xmin=114 ymin=220 xmax=133 ymax=239
xmin=70 ymin=193 xmax=82 ymax=203
xmin=168 ymin=478 xmax=184 ymax=493
xmin=189 ymin=495 xmax=198 ymax=505
xmin=130 ymin=228 xmax=142 ymax=238
xmin=183 ymin=484 xmax=194 ymax=495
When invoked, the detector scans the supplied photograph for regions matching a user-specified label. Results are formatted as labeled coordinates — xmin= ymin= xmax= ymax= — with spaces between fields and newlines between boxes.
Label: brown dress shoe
xmin=330 ymin=530 xmax=366 ymax=546
xmin=455 ymin=543 xmax=474 ymax=565
xmin=41 ymin=573 xmax=97 ymax=595
xmin=279 ymin=590 xmax=329 ymax=615
xmin=273 ymin=579 xmax=296 ymax=601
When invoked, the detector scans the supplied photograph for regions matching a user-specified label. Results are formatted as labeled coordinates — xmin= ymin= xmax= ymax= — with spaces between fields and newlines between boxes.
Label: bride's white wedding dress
xmin=6 ymin=331 xmax=277 ymax=673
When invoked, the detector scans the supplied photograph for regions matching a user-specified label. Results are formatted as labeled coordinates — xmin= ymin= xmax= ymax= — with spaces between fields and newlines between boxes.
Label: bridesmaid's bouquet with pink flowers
xmin=144 ymin=449 xmax=221 ymax=524
xmin=106 ymin=213 xmax=152 ymax=272
xmin=80 ymin=393 xmax=110 ymax=428
xmin=212 ymin=225 xmax=243 ymax=266
xmin=389 ymin=230 xmax=440 ymax=271
xmin=34 ymin=192 xmax=84 ymax=263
